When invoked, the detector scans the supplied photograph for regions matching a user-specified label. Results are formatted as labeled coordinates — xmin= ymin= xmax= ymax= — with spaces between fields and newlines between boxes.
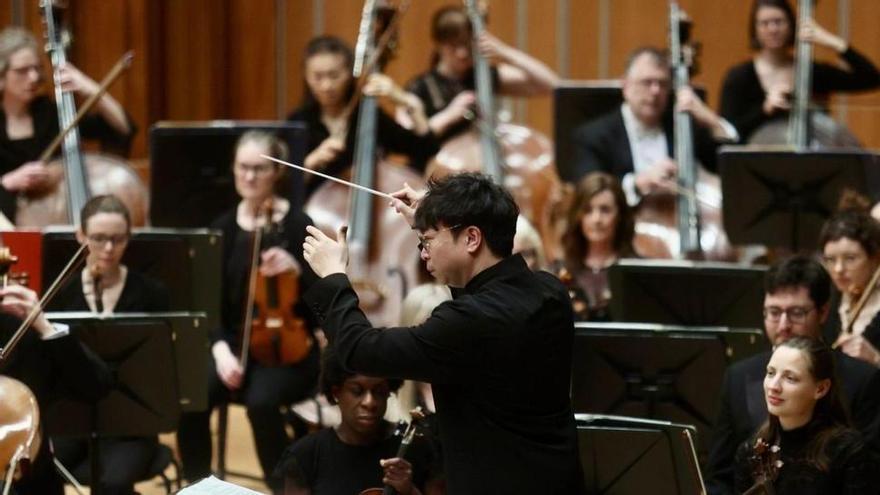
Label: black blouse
xmin=719 ymin=48 xmax=880 ymax=142
xmin=47 ymin=269 xmax=170 ymax=313
xmin=734 ymin=423 xmax=880 ymax=495
xmin=287 ymin=103 xmax=439 ymax=197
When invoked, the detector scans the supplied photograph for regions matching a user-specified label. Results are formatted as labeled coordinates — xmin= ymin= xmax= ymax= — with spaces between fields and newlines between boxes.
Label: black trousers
xmin=176 ymin=348 xmax=319 ymax=493
xmin=52 ymin=436 xmax=159 ymax=495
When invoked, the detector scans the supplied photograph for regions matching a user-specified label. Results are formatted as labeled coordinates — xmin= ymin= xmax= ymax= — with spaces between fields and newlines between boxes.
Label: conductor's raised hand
xmin=303 ymin=225 xmax=349 ymax=278
xmin=389 ymin=182 xmax=425 ymax=227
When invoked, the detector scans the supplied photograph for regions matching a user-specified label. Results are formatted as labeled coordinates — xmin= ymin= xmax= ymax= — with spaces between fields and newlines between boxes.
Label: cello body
xmin=0 ymin=376 xmax=41 ymax=489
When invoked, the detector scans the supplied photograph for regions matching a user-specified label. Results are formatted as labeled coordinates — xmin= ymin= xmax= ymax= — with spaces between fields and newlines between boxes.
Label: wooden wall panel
xmin=3 ymin=0 xmax=880 ymax=161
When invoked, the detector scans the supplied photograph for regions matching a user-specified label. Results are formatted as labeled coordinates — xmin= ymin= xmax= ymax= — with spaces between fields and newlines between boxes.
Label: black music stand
xmin=577 ymin=414 xmax=704 ymax=495
xmin=40 ymin=228 xmax=222 ymax=332
xmin=570 ymin=322 xmax=766 ymax=460
xmin=149 ymin=121 xmax=309 ymax=227
xmin=608 ymin=259 xmax=767 ymax=328
xmin=43 ymin=313 xmax=209 ymax=494
xmin=719 ymin=147 xmax=876 ymax=252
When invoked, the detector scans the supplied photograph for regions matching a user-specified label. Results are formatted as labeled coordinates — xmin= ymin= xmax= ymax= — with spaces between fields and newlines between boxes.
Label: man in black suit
xmin=706 ymin=256 xmax=880 ymax=495
xmin=571 ymin=47 xmax=737 ymax=204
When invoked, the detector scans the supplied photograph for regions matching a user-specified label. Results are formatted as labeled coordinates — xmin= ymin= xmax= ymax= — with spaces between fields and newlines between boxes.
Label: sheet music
xmin=177 ymin=476 xmax=267 ymax=494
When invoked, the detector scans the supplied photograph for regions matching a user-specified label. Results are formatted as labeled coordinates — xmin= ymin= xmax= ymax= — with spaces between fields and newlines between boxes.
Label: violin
xmin=239 ymin=199 xmax=312 ymax=369
xmin=743 ymin=437 xmax=782 ymax=495
xmin=0 ymin=248 xmax=41 ymax=495
xmin=15 ymin=0 xmax=149 ymax=227
xmin=359 ymin=407 xmax=426 ymax=495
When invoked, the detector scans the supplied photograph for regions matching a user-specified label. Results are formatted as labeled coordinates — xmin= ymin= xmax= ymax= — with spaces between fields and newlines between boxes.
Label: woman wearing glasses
xmin=176 ymin=131 xmax=321 ymax=494
xmin=719 ymin=0 xmax=880 ymax=143
xmin=0 ymin=27 xmax=134 ymax=221
xmin=820 ymin=193 xmax=880 ymax=368
xmin=47 ymin=194 xmax=168 ymax=495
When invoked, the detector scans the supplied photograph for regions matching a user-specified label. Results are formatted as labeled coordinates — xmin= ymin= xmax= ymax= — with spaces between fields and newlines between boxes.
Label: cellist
xmin=0 ymin=27 xmax=134 ymax=222
xmin=176 ymin=131 xmax=320 ymax=494
xmin=0 ymin=282 xmax=112 ymax=495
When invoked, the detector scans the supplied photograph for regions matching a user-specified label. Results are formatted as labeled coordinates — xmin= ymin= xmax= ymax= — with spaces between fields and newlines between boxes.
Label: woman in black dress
xmin=734 ymin=337 xmax=880 ymax=494
xmin=176 ymin=130 xmax=320 ymax=494
xmin=719 ymin=0 xmax=880 ymax=143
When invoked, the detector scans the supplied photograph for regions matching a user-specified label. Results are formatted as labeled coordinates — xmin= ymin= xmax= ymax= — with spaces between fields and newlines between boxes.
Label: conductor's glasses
xmin=417 ymin=224 xmax=461 ymax=254
xmin=763 ymin=306 xmax=814 ymax=323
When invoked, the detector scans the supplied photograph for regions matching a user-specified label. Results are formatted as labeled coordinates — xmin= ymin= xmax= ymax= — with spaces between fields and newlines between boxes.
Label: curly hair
xmin=320 ymin=345 xmax=402 ymax=405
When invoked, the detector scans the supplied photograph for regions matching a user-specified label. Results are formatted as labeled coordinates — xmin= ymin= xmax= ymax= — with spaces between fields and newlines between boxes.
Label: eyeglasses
xmin=821 ymin=253 xmax=867 ymax=269
xmin=7 ymin=64 xmax=43 ymax=77
xmin=763 ymin=306 xmax=814 ymax=323
xmin=234 ymin=162 xmax=275 ymax=177
xmin=87 ymin=234 xmax=129 ymax=247
xmin=756 ymin=18 xmax=789 ymax=28
xmin=417 ymin=224 xmax=462 ymax=254
xmin=632 ymin=77 xmax=670 ymax=91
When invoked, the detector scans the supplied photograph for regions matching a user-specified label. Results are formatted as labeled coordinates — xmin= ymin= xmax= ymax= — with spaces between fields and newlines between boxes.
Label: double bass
xmin=426 ymin=0 xmax=563 ymax=260
xmin=306 ymin=0 xmax=424 ymax=327
xmin=633 ymin=2 xmax=734 ymax=261
xmin=15 ymin=0 xmax=148 ymax=227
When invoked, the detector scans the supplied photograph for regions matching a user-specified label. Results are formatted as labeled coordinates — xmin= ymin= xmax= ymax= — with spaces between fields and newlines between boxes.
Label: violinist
xmin=301 ymin=173 xmax=583 ymax=494
xmin=287 ymin=36 xmax=438 ymax=196
xmin=403 ymin=5 xmax=558 ymax=143
xmin=819 ymin=193 xmax=880 ymax=367
xmin=719 ymin=0 xmax=880 ymax=143
xmin=176 ymin=131 xmax=320 ymax=494
xmin=706 ymin=256 xmax=880 ymax=495
xmin=0 ymin=283 xmax=112 ymax=495
xmin=571 ymin=47 xmax=737 ymax=205
xmin=733 ymin=337 xmax=880 ymax=495
xmin=45 ymin=194 xmax=168 ymax=495
xmin=276 ymin=345 xmax=435 ymax=495
xmin=0 ymin=27 xmax=134 ymax=221
xmin=555 ymin=172 xmax=635 ymax=321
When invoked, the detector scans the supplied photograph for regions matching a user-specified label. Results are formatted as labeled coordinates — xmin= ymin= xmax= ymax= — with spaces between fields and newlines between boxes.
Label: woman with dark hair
xmin=286 ymin=35 xmax=438 ymax=196
xmin=0 ymin=27 xmax=135 ymax=221
xmin=277 ymin=345 xmax=436 ymax=495
xmin=176 ymin=131 xmax=321 ymax=494
xmin=820 ymin=193 xmax=880 ymax=367
xmin=719 ymin=0 xmax=880 ymax=142
xmin=734 ymin=337 xmax=880 ymax=494
xmin=47 ymin=194 xmax=168 ymax=495
xmin=403 ymin=6 xmax=558 ymax=143
xmin=556 ymin=172 xmax=635 ymax=321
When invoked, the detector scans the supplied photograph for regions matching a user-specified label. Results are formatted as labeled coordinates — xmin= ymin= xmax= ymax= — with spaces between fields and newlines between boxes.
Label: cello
xmin=305 ymin=0 xmax=424 ymax=327
xmin=15 ymin=0 xmax=148 ymax=227
xmin=425 ymin=0 xmax=563 ymax=260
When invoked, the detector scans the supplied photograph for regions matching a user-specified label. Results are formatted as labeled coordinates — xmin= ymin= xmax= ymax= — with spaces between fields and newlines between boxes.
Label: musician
xmin=0 ymin=27 xmax=134 ymax=220
xmin=512 ymin=215 xmax=546 ymax=272
xmin=403 ymin=6 xmax=558 ymax=143
xmin=819 ymin=194 xmax=880 ymax=367
xmin=276 ymin=345 xmax=435 ymax=495
xmin=733 ymin=337 xmax=880 ymax=494
xmin=176 ymin=131 xmax=320 ymax=493
xmin=706 ymin=256 xmax=880 ymax=495
xmin=45 ymin=194 xmax=168 ymax=495
xmin=556 ymin=172 xmax=635 ymax=321
xmin=287 ymin=36 xmax=438 ymax=196
xmin=571 ymin=47 xmax=737 ymax=205
xmin=302 ymin=173 xmax=583 ymax=494
xmin=720 ymin=0 xmax=880 ymax=143
xmin=0 ymin=283 xmax=112 ymax=495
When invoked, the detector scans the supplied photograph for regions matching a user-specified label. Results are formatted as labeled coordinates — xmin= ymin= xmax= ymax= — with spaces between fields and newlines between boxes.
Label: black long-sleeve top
xmin=210 ymin=206 xmax=319 ymax=352
xmin=719 ymin=48 xmax=880 ymax=142
xmin=47 ymin=269 xmax=170 ymax=313
xmin=303 ymin=254 xmax=583 ymax=494
xmin=0 ymin=95 xmax=136 ymax=220
xmin=287 ymin=103 xmax=439 ymax=197
xmin=734 ymin=423 xmax=880 ymax=495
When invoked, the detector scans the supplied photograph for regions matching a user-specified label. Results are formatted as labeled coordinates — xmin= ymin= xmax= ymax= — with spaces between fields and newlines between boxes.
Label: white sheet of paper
xmin=176 ymin=475 xmax=267 ymax=494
